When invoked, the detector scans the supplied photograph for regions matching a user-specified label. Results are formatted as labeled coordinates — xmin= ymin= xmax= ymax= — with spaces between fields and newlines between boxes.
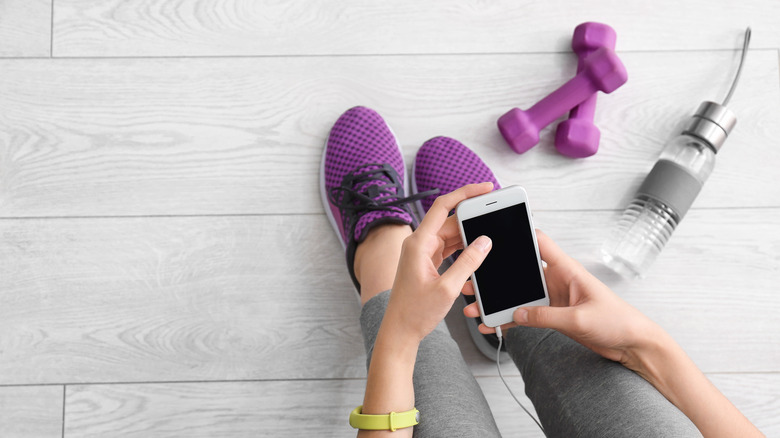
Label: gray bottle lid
xmin=682 ymin=101 xmax=737 ymax=153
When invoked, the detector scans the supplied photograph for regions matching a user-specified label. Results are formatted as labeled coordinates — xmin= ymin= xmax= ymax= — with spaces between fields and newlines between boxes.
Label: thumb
xmin=441 ymin=235 xmax=491 ymax=290
xmin=514 ymin=305 xmax=575 ymax=332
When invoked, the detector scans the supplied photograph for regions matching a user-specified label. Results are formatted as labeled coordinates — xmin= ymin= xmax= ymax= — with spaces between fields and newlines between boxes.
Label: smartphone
xmin=456 ymin=185 xmax=549 ymax=327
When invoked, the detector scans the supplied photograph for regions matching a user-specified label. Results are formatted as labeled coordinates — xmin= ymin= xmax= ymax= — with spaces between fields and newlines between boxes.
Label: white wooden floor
xmin=1 ymin=1 xmax=779 ymax=436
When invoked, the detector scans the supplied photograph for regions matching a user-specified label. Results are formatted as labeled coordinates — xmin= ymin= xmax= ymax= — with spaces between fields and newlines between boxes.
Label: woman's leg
xmin=355 ymin=224 xmax=501 ymax=438
xmin=323 ymin=107 xmax=499 ymax=436
xmin=504 ymin=326 xmax=702 ymax=437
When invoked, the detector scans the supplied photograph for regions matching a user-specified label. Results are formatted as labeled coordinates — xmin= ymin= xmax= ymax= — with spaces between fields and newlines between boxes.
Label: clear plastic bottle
xmin=602 ymin=102 xmax=735 ymax=278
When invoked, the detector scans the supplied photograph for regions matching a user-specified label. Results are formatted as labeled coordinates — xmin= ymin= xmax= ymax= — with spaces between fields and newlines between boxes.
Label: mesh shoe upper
xmin=324 ymin=107 xmax=412 ymax=242
xmin=413 ymin=136 xmax=502 ymax=215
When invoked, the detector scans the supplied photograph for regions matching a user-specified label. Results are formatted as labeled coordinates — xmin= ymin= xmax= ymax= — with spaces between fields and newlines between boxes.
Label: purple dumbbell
xmin=555 ymin=22 xmax=618 ymax=158
xmin=498 ymin=46 xmax=628 ymax=154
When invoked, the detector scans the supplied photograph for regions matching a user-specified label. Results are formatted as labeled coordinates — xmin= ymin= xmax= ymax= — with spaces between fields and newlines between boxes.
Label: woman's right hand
xmin=465 ymin=229 xmax=766 ymax=438
xmin=463 ymin=229 xmax=666 ymax=373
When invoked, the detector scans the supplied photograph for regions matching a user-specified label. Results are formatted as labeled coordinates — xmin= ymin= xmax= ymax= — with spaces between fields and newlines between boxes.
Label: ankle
xmin=353 ymin=223 xmax=412 ymax=301
xmin=354 ymin=223 xmax=412 ymax=278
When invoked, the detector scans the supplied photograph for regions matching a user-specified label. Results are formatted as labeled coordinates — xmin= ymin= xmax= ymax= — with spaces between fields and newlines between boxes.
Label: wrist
xmin=624 ymin=327 xmax=684 ymax=390
xmin=374 ymin=316 xmax=422 ymax=359
xmin=380 ymin=301 xmax=427 ymax=346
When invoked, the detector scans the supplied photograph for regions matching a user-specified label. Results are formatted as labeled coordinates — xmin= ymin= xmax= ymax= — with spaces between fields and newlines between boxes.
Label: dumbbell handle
xmin=527 ymin=47 xmax=620 ymax=129
xmin=569 ymin=64 xmax=598 ymax=120
xmin=528 ymin=73 xmax=600 ymax=129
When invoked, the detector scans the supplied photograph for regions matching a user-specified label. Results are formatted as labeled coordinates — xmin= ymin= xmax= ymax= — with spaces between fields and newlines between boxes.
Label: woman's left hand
xmin=382 ymin=182 xmax=494 ymax=344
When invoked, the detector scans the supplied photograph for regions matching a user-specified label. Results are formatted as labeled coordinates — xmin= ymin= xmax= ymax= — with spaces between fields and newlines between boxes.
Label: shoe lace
xmin=328 ymin=163 xmax=439 ymax=235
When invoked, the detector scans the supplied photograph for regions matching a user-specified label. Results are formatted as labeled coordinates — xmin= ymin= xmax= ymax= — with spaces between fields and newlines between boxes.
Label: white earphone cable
xmin=495 ymin=326 xmax=545 ymax=433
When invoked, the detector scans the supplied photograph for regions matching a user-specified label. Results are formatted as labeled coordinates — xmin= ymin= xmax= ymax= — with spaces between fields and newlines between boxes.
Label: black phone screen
xmin=461 ymin=203 xmax=545 ymax=315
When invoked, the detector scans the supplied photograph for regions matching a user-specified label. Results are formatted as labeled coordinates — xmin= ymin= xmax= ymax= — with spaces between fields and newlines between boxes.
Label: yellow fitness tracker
xmin=349 ymin=405 xmax=420 ymax=431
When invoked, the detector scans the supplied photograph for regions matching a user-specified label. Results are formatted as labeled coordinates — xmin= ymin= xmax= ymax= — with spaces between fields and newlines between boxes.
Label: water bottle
xmin=602 ymin=27 xmax=750 ymax=278
xmin=601 ymin=101 xmax=737 ymax=278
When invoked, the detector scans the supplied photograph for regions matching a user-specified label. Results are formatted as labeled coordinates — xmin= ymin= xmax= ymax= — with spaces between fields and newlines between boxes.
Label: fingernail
xmin=516 ymin=309 xmax=528 ymax=323
xmin=474 ymin=235 xmax=492 ymax=252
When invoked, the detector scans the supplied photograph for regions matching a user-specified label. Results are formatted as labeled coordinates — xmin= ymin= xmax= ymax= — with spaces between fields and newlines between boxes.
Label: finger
xmin=514 ymin=305 xmax=575 ymax=332
xmin=437 ymin=215 xmax=462 ymax=244
xmin=461 ymin=280 xmax=474 ymax=295
xmin=536 ymin=229 xmax=585 ymax=288
xmin=479 ymin=323 xmax=494 ymax=334
xmin=418 ymin=182 xmax=493 ymax=235
xmin=463 ymin=303 xmax=480 ymax=319
xmin=440 ymin=235 xmax=491 ymax=291
xmin=478 ymin=321 xmax=518 ymax=335
xmin=535 ymin=229 xmax=568 ymax=267
xmin=442 ymin=243 xmax=463 ymax=259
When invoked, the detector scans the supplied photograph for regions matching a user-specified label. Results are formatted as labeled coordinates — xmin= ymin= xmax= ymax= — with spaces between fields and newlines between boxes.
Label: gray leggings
xmin=360 ymin=290 xmax=702 ymax=438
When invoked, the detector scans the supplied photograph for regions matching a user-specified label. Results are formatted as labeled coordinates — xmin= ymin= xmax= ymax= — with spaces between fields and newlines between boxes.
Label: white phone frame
xmin=456 ymin=185 xmax=549 ymax=327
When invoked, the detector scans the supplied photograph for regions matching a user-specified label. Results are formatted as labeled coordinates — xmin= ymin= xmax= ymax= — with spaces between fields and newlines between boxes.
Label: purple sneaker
xmin=320 ymin=107 xmax=437 ymax=294
xmin=411 ymin=136 xmax=505 ymax=361
xmin=411 ymin=136 xmax=502 ymax=219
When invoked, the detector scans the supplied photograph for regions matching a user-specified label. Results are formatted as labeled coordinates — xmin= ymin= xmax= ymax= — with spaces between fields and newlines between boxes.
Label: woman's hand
xmin=463 ymin=229 xmax=663 ymax=371
xmin=383 ymin=182 xmax=494 ymax=344
xmin=462 ymin=229 xmax=765 ymax=437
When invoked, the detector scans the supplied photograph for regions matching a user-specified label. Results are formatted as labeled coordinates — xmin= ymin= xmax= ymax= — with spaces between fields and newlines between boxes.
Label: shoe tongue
xmin=350 ymin=165 xmax=413 ymax=242
xmin=351 ymin=164 xmax=397 ymax=199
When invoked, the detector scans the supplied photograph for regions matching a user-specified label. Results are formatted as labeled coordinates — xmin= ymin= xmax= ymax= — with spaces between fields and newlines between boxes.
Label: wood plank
xmin=64 ymin=380 xmax=364 ymax=437
xmin=0 ymin=386 xmax=63 ymax=438
xmin=1 ymin=50 xmax=778 ymax=217
xmin=0 ymin=214 xmax=364 ymax=384
xmin=52 ymin=0 xmax=780 ymax=57
xmin=0 ymin=209 xmax=778 ymax=385
xmin=63 ymin=375 xmax=780 ymax=437
xmin=0 ymin=0 xmax=51 ymax=57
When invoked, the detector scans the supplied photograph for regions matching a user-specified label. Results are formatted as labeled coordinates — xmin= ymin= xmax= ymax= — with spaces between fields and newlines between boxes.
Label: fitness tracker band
xmin=349 ymin=405 xmax=420 ymax=431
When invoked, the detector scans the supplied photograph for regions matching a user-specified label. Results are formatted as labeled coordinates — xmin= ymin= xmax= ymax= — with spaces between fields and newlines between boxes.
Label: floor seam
xmin=1 ymin=371 xmax=777 ymax=388
xmin=1 ymin=205 xmax=780 ymax=221
xmin=0 ymin=47 xmax=773 ymax=62
xmin=50 ymin=0 xmax=54 ymax=58
xmin=61 ymin=385 xmax=66 ymax=438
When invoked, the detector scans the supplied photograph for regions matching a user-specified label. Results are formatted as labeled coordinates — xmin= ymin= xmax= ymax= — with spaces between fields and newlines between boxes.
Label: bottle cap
xmin=682 ymin=101 xmax=736 ymax=153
